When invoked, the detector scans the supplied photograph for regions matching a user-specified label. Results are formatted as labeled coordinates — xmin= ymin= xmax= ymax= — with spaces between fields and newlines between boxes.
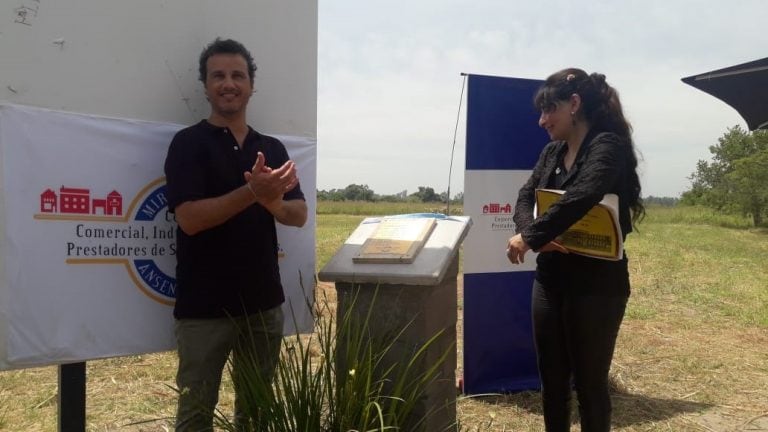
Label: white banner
xmin=463 ymin=170 xmax=537 ymax=274
xmin=0 ymin=103 xmax=316 ymax=370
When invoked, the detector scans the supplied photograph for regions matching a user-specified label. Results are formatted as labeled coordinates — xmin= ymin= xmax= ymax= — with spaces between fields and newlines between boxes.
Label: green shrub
xmin=213 ymin=289 xmax=454 ymax=431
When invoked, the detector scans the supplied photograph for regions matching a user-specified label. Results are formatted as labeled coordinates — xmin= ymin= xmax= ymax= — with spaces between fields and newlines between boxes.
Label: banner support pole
xmin=58 ymin=362 xmax=86 ymax=432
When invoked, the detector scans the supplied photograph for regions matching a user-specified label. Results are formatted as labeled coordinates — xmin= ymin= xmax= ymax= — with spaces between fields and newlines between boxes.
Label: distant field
xmin=0 ymin=203 xmax=765 ymax=431
xmin=316 ymin=199 xmax=463 ymax=216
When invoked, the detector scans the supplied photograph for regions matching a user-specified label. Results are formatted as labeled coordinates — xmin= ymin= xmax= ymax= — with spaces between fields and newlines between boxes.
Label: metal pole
xmin=58 ymin=362 xmax=86 ymax=432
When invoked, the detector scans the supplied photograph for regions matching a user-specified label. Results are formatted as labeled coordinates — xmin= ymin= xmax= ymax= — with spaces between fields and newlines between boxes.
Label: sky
xmin=316 ymin=0 xmax=768 ymax=198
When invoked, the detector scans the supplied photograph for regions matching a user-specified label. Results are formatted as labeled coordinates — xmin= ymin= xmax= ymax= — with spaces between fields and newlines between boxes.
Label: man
xmin=164 ymin=38 xmax=307 ymax=431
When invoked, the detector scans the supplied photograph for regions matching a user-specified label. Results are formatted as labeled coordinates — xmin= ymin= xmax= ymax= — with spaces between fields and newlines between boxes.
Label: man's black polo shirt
xmin=164 ymin=120 xmax=304 ymax=319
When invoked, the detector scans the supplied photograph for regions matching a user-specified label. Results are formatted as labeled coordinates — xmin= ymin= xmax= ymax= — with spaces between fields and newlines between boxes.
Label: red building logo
xmin=40 ymin=188 xmax=57 ymax=213
xmin=39 ymin=187 xmax=123 ymax=216
xmin=482 ymin=202 xmax=513 ymax=214
xmin=93 ymin=190 xmax=123 ymax=216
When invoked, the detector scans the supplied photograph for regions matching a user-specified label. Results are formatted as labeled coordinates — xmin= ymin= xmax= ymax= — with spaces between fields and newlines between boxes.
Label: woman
xmin=506 ymin=68 xmax=644 ymax=431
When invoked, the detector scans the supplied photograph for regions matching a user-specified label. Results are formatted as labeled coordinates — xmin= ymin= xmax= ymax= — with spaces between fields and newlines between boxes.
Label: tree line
xmin=318 ymin=184 xmax=683 ymax=207
xmin=317 ymin=184 xmax=463 ymax=204
xmin=681 ymin=126 xmax=768 ymax=226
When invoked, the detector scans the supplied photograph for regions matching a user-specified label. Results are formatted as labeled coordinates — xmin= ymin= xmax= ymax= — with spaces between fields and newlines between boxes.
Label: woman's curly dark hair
xmin=534 ymin=68 xmax=645 ymax=224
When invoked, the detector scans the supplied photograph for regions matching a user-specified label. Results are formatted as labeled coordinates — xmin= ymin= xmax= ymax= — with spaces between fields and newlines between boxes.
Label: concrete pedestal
xmin=319 ymin=215 xmax=471 ymax=432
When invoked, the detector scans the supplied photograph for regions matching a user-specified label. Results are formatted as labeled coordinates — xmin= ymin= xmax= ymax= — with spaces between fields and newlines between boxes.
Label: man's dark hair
xmin=198 ymin=38 xmax=257 ymax=84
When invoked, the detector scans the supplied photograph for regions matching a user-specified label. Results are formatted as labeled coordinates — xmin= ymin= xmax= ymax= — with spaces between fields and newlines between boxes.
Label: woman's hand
xmin=507 ymin=236 xmax=569 ymax=264
xmin=506 ymin=234 xmax=530 ymax=264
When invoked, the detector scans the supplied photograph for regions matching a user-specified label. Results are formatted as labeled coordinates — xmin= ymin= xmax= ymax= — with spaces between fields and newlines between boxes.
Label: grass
xmin=627 ymin=210 xmax=768 ymax=327
xmin=315 ymin=214 xmax=365 ymax=271
xmin=0 ymin=202 xmax=766 ymax=431
xmin=641 ymin=204 xmax=760 ymax=229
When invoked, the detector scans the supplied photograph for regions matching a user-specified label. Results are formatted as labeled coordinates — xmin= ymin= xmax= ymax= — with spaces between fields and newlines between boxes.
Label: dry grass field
xmin=0 ymin=204 xmax=766 ymax=431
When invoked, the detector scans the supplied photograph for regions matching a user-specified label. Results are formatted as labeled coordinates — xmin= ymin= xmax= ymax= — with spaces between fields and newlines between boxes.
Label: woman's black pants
xmin=532 ymin=280 xmax=628 ymax=432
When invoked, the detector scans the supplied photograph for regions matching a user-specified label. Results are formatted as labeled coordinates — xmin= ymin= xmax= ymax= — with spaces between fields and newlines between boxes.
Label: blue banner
xmin=466 ymin=74 xmax=546 ymax=170
xmin=463 ymin=74 xmax=549 ymax=394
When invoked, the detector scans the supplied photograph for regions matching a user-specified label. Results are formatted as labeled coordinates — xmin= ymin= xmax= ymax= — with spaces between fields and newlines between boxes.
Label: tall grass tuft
xmin=213 ymin=288 xmax=454 ymax=431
